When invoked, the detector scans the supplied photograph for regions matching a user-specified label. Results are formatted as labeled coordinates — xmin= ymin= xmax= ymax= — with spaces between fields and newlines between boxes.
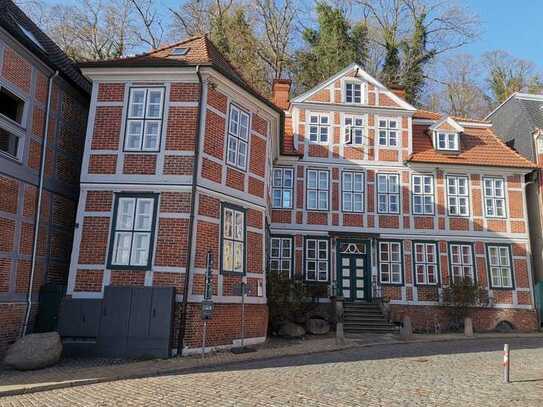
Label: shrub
xmin=442 ymin=276 xmax=483 ymax=331
xmin=266 ymin=272 xmax=319 ymax=331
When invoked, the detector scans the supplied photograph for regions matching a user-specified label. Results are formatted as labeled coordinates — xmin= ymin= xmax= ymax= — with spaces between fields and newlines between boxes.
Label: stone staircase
xmin=343 ymin=302 xmax=399 ymax=334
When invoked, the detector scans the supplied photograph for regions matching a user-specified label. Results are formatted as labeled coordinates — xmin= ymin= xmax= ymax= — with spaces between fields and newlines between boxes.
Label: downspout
xmin=177 ymin=66 xmax=204 ymax=355
xmin=21 ymin=70 xmax=59 ymax=336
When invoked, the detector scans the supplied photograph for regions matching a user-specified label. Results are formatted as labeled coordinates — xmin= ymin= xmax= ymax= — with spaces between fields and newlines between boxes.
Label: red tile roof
xmin=79 ymin=35 xmax=282 ymax=114
xmin=282 ymin=115 xmax=302 ymax=156
xmin=409 ymin=123 xmax=536 ymax=169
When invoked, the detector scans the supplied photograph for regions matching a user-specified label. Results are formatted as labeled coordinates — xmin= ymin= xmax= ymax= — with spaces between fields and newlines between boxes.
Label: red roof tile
xmin=79 ymin=35 xmax=282 ymax=114
xmin=409 ymin=123 xmax=535 ymax=169
xmin=282 ymin=115 xmax=302 ymax=156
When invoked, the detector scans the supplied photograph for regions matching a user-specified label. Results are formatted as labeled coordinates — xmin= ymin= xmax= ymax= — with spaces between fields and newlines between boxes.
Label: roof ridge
xmin=484 ymin=127 xmax=536 ymax=167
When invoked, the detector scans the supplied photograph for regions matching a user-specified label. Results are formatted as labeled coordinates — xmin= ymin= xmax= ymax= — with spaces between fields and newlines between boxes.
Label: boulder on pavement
xmin=278 ymin=322 xmax=305 ymax=338
xmin=305 ymin=318 xmax=330 ymax=335
xmin=4 ymin=332 xmax=62 ymax=371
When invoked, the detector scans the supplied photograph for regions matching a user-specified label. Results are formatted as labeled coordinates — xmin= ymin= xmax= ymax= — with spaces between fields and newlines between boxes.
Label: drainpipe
xmin=177 ymin=66 xmax=204 ymax=355
xmin=21 ymin=70 xmax=59 ymax=336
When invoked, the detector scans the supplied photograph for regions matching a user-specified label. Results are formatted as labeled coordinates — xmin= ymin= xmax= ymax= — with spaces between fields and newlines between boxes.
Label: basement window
xmin=0 ymin=87 xmax=25 ymax=125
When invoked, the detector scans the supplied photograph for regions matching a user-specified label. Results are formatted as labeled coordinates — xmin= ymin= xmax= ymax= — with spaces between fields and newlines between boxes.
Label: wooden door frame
xmin=336 ymin=239 xmax=372 ymax=302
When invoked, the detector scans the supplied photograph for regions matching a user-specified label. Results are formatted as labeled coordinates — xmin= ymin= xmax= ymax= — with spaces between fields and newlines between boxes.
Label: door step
xmin=343 ymin=302 xmax=399 ymax=334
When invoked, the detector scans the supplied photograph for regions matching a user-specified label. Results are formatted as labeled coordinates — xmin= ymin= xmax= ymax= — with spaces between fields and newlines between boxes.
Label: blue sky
xmin=462 ymin=0 xmax=543 ymax=63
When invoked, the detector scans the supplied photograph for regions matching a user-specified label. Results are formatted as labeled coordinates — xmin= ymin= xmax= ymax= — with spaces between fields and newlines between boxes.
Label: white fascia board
xmin=406 ymin=161 xmax=533 ymax=176
xmin=290 ymin=63 xmax=416 ymax=112
xmin=80 ymin=67 xmax=200 ymax=82
xmin=513 ymin=93 xmax=543 ymax=102
xmin=291 ymin=101 xmax=415 ymax=116
xmin=429 ymin=116 xmax=464 ymax=133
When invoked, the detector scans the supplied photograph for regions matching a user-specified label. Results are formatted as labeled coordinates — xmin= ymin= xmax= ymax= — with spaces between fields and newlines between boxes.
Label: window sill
xmin=221 ymin=270 xmax=245 ymax=277
xmin=108 ymin=265 xmax=151 ymax=271
xmin=379 ymin=282 xmax=403 ymax=286
xmin=0 ymin=150 xmax=22 ymax=164
xmin=225 ymin=162 xmax=247 ymax=173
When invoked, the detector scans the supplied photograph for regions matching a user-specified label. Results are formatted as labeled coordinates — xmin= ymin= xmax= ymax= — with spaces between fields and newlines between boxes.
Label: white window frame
xmin=305 ymin=238 xmax=329 ymax=282
xmin=344 ymin=81 xmax=363 ymax=104
xmin=379 ymin=241 xmax=402 ymax=284
xmin=483 ymin=177 xmax=506 ymax=218
xmin=226 ymin=104 xmax=250 ymax=171
xmin=270 ymin=237 xmax=293 ymax=277
xmin=412 ymin=175 xmax=434 ymax=215
xmin=124 ymin=87 xmax=165 ymax=152
xmin=109 ymin=195 xmax=157 ymax=269
xmin=221 ymin=205 xmax=246 ymax=274
xmin=0 ymin=85 xmax=28 ymax=160
xmin=272 ymin=168 xmax=294 ymax=209
xmin=307 ymin=113 xmax=330 ymax=144
xmin=449 ymin=243 xmax=475 ymax=283
xmin=306 ymin=169 xmax=329 ymax=210
xmin=377 ymin=173 xmax=400 ymax=214
xmin=414 ymin=242 xmax=438 ymax=285
xmin=378 ymin=118 xmax=399 ymax=147
xmin=446 ymin=175 xmax=469 ymax=217
xmin=342 ymin=171 xmax=364 ymax=213
xmin=487 ymin=245 xmax=513 ymax=289
xmin=436 ymin=132 xmax=459 ymax=151
xmin=343 ymin=115 xmax=365 ymax=145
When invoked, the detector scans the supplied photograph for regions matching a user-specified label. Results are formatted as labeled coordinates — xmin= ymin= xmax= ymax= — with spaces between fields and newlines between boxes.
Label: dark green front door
xmin=337 ymin=240 xmax=371 ymax=302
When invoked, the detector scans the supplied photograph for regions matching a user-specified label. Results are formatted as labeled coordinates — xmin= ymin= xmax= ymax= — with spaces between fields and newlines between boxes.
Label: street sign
xmin=204 ymin=251 xmax=213 ymax=301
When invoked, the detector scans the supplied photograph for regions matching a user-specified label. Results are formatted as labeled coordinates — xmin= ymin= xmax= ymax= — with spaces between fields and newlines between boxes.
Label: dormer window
xmin=345 ymin=82 xmax=362 ymax=104
xmin=436 ymin=132 xmax=459 ymax=151
xmin=429 ymin=117 xmax=464 ymax=153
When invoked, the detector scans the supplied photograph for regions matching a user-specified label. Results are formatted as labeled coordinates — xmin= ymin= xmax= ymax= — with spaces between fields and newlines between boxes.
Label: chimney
xmin=389 ymin=84 xmax=406 ymax=100
xmin=272 ymin=79 xmax=291 ymax=111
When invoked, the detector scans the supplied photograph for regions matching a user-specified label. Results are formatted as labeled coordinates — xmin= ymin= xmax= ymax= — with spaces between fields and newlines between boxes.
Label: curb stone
xmin=1 ymin=333 xmax=541 ymax=397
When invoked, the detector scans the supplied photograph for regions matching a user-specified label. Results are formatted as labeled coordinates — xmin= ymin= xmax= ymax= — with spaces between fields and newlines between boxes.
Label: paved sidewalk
xmin=1 ymin=332 xmax=541 ymax=397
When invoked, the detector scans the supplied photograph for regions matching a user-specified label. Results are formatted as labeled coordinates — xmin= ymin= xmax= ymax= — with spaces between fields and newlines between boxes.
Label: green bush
xmin=266 ymin=272 xmax=319 ymax=331
xmin=442 ymin=276 xmax=483 ymax=330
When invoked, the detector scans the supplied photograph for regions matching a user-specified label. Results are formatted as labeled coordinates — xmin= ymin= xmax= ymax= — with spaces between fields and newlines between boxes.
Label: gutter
xmin=21 ymin=70 xmax=59 ymax=336
xmin=177 ymin=66 xmax=204 ymax=355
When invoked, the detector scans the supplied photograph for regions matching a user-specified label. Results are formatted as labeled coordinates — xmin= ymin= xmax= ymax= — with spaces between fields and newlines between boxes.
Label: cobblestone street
xmin=2 ymin=337 xmax=543 ymax=406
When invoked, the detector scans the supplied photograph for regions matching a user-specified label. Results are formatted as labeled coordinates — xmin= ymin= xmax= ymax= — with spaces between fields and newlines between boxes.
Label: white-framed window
xmin=377 ymin=173 xmax=400 ymax=214
xmin=272 ymin=168 xmax=294 ymax=208
xmin=227 ymin=104 xmax=250 ymax=170
xmin=109 ymin=194 xmax=157 ymax=268
xmin=449 ymin=243 xmax=475 ymax=283
xmin=447 ymin=176 xmax=469 ymax=216
xmin=537 ymin=136 xmax=543 ymax=154
xmin=345 ymin=82 xmax=362 ymax=104
xmin=125 ymin=87 xmax=165 ymax=152
xmin=378 ymin=118 xmax=399 ymax=147
xmin=342 ymin=171 xmax=364 ymax=212
xmin=412 ymin=175 xmax=434 ymax=215
xmin=436 ymin=132 xmax=459 ymax=151
xmin=308 ymin=114 xmax=329 ymax=144
xmin=414 ymin=242 xmax=438 ymax=285
xmin=307 ymin=169 xmax=329 ymax=210
xmin=270 ymin=237 xmax=292 ymax=277
xmin=379 ymin=241 xmax=402 ymax=284
xmin=305 ymin=238 xmax=328 ymax=282
xmin=344 ymin=115 xmax=365 ymax=145
xmin=0 ymin=86 xmax=27 ymax=160
xmin=487 ymin=245 xmax=513 ymax=288
xmin=222 ymin=205 xmax=246 ymax=274
xmin=483 ymin=177 xmax=506 ymax=218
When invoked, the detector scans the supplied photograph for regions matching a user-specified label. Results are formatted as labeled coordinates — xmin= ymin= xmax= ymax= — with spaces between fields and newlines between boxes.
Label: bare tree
xmin=422 ymin=54 xmax=490 ymax=118
xmin=483 ymin=50 xmax=543 ymax=105
xmin=169 ymin=0 xmax=234 ymax=39
xmin=253 ymin=0 xmax=296 ymax=80
xmin=128 ymin=0 xmax=165 ymax=49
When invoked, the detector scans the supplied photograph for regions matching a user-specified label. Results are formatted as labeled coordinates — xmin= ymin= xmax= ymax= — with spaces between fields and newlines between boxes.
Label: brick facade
xmin=0 ymin=37 xmax=89 ymax=356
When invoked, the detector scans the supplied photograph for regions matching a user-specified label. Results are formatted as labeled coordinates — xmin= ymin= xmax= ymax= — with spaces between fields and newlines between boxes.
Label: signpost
xmin=231 ymin=279 xmax=256 ymax=354
xmin=201 ymin=251 xmax=214 ymax=358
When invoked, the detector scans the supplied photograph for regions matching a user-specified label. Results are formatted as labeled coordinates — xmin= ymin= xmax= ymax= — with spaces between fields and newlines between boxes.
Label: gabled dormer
xmin=429 ymin=117 xmax=464 ymax=153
